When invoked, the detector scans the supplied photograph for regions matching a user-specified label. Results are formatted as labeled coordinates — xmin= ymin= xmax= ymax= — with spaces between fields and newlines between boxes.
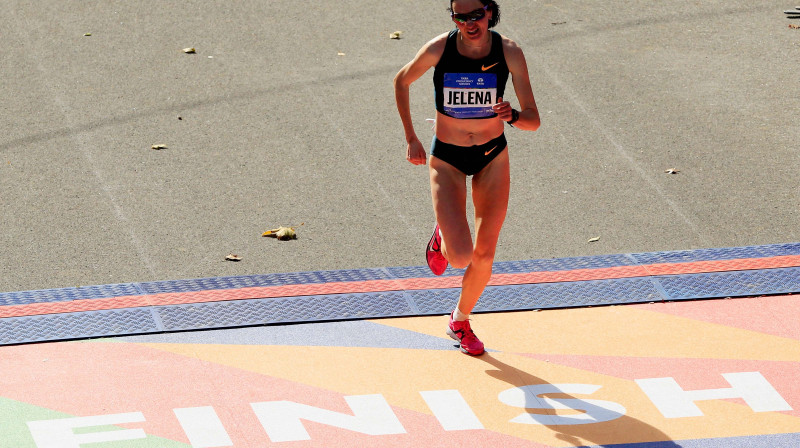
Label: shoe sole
xmin=446 ymin=327 xmax=485 ymax=356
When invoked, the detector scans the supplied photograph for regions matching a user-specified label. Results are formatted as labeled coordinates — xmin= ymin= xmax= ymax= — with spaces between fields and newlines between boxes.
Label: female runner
xmin=393 ymin=0 xmax=540 ymax=355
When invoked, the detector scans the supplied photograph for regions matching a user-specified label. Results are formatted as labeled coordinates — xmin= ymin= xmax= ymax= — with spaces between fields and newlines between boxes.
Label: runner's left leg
xmin=456 ymin=147 xmax=510 ymax=316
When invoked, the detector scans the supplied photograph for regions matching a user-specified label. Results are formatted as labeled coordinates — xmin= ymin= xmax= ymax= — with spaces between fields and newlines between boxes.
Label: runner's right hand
xmin=406 ymin=138 xmax=427 ymax=166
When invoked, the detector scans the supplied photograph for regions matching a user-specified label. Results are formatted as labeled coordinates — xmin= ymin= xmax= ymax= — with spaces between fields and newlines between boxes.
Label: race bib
xmin=443 ymin=73 xmax=497 ymax=118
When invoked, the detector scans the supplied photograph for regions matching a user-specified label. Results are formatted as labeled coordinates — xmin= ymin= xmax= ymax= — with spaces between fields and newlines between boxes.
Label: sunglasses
xmin=451 ymin=5 xmax=489 ymax=23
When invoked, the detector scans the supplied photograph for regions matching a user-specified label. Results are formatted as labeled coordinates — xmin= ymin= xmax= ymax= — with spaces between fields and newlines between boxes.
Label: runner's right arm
xmin=393 ymin=34 xmax=447 ymax=166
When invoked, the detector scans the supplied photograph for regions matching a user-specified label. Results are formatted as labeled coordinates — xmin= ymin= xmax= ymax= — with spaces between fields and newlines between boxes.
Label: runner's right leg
xmin=429 ymin=156 xmax=472 ymax=269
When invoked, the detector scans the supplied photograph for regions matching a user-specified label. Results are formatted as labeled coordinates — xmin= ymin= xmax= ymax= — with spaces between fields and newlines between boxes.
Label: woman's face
xmin=451 ymin=0 xmax=492 ymax=42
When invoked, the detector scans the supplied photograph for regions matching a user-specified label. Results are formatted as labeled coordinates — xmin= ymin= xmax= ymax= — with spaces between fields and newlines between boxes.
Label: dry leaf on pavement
xmin=263 ymin=223 xmax=304 ymax=240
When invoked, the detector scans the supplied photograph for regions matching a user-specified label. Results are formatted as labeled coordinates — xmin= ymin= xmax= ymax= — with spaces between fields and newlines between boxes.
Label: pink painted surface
xmin=637 ymin=295 xmax=800 ymax=340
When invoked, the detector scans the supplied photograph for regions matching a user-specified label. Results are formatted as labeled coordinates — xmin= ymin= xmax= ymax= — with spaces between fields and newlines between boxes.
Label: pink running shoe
xmin=426 ymin=224 xmax=448 ymax=276
xmin=447 ymin=312 xmax=485 ymax=356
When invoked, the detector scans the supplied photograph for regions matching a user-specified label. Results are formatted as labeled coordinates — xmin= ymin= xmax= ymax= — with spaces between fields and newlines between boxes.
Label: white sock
xmin=453 ymin=308 xmax=469 ymax=322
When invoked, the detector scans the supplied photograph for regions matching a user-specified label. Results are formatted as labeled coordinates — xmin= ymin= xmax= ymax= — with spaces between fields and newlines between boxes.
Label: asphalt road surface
xmin=1 ymin=0 xmax=797 ymax=293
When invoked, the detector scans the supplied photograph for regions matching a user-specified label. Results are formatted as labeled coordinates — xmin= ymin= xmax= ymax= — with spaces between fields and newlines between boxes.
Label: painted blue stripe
xmin=119 ymin=320 xmax=460 ymax=350
xmin=628 ymin=242 xmax=800 ymax=265
xmin=579 ymin=432 xmax=800 ymax=448
xmin=137 ymin=268 xmax=392 ymax=295
xmin=0 ymin=283 xmax=142 ymax=306
xmin=657 ymin=267 xmax=800 ymax=300
xmin=0 ymin=307 xmax=159 ymax=344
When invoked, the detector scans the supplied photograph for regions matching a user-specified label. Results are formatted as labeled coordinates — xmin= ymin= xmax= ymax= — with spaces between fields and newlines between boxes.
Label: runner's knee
xmin=471 ymin=245 xmax=496 ymax=268
xmin=445 ymin=245 xmax=473 ymax=269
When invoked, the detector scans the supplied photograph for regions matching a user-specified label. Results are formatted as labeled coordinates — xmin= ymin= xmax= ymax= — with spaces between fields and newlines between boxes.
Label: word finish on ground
xmin=23 ymin=371 xmax=794 ymax=446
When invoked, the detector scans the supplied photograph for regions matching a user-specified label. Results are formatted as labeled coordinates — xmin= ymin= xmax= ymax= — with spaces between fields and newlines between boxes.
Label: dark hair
xmin=449 ymin=0 xmax=501 ymax=28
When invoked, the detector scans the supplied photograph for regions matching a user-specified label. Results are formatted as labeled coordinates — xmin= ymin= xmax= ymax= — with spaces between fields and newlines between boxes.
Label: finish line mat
xmin=1 ymin=243 xmax=800 ymax=345
xmin=0 ymin=294 xmax=798 ymax=447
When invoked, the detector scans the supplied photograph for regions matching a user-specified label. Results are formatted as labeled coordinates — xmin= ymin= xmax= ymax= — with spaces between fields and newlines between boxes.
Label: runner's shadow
xmin=478 ymin=353 xmax=683 ymax=447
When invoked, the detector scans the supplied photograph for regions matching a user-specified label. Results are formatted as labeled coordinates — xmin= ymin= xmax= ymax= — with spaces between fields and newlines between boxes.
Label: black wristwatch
xmin=508 ymin=108 xmax=520 ymax=126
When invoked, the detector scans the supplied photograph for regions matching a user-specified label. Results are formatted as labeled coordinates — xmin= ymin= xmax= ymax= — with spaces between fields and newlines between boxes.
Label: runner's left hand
xmin=492 ymin=97 xmax=513 ymax=121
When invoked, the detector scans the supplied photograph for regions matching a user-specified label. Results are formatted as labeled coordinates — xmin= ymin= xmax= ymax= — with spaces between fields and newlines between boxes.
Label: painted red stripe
xmin=1 ymin=255 xmax=799 ymax=318
xmin=642 ymin=255 xmax=800 ymax=275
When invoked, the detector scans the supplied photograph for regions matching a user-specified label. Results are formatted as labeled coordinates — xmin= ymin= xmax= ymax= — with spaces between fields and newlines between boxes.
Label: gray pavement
xmin=1 ymin=0 xmax=798 ymax=293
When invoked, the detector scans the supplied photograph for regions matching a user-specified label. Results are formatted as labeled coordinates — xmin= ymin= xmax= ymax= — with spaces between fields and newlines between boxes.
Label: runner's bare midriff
xmin=435 ymin=110 xmax=505 ymax=147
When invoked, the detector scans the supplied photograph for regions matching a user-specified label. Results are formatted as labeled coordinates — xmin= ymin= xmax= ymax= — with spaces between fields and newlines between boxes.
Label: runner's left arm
xmin=502 ymin=39 xmax=540 ymax=132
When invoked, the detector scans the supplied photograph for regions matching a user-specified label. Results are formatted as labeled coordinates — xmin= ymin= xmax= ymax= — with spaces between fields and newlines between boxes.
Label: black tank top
xmin=433 ymin=29 xmax=510 ymax=119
